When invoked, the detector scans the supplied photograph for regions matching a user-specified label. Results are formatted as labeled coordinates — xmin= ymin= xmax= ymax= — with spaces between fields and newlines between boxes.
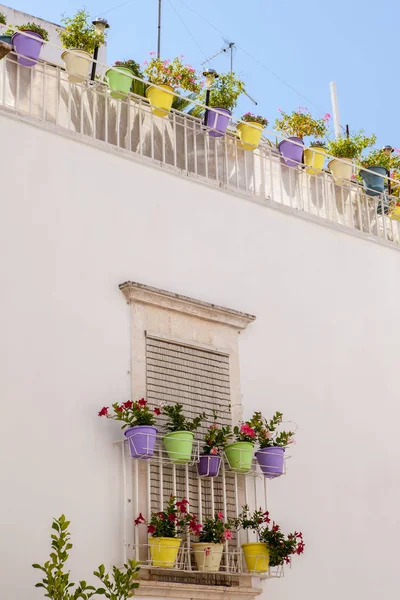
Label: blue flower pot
xmin=359 ymin=166 xmax=387 ymax=197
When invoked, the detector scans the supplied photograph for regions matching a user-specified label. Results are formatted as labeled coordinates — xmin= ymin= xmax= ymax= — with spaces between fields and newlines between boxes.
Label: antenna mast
xmin=157 ymin=0 xmax=162 ymax=58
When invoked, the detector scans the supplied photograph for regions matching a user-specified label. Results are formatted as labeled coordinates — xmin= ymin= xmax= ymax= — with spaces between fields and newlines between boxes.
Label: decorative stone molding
xmin=135 ymin=578 xmax=263 ymax=599
xmin=119 ymin=281 xmax=256 ymax=331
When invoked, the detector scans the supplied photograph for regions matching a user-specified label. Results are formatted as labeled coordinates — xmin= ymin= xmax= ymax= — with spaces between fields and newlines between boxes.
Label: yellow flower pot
xmin=146 ymin=84 xmax=174 ymax=117
xmin=242 ymin=542 xmax=269 ymax=573
xmin=328 ymin=158 xmax=353 ymax=182
xmin=149 ymin=537 xmax=181 ymax=568
xmin=390 ymin=205 xmax=400 ymax=221
xmin=237 ymin=122 xmax=263 ymax=150
xmin=192 ymin=543 xmax=224 ymax=572
xmin=304 ymin=147 xmax=326 ymax=174
xmin=61 ymin=49 xmax=92 ymax=83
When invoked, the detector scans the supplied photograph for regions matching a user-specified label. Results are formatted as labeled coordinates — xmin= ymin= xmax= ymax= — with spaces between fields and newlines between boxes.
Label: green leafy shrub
xmin=209 ymin=72 xmax=245 ymax=111
xmin=326 ymin=131 xmax=376 ymax=159
xmin=274 ymin=107 xmax=329 ymax=139
xmin=59 ymin=9 xmax=106 ymax=53
xmin=249 ymin=411 xmax=295 ymax=448
xmin=241 ymin=112 xmax=269 ymax=127
xmin=33 ymin=515 xmax=140 ymax=599
xmin=143 ymin=55 xmax=201 ymax=93
xmin=359 ymin=148 xmax=400 ymax=171
xmin=161 ymin=402 xmax=205 ymax=432
xmin=15 ymin=22 xmax=49 ymax=41
xmin=0 ymin=12 xmax=7 ymax=26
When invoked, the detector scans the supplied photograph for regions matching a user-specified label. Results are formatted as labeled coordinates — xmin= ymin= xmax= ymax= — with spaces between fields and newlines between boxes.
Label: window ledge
xmin=119 ymin=281 xmax=256 ymax=330
xmin=136 ymin=577 xmax=263 ymax=600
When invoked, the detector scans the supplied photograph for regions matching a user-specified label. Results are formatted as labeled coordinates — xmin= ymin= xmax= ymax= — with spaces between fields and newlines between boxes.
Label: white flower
xmin=159 ymin=401 xmax=167 ymax=409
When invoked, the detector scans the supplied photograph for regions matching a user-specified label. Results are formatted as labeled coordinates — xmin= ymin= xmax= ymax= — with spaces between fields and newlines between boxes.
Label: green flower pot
xmin=225 ymin=442 xmax=254 ymax=472
xmin=105 ymin=66 xmax=134 ymax=99
xmin=163 ymin=431 xmax=194 ymax=464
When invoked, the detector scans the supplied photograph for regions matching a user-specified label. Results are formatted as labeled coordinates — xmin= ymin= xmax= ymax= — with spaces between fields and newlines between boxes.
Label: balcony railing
xmin=2 ymin=42 xmax=400 ymax=249
xmin=116 ymin=434 xmax=287 ymax=579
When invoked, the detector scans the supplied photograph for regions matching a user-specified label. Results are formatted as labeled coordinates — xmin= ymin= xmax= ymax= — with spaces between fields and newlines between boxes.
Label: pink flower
xmin=143 ymin=60 xmax=148 ymax=65
xmin=324 ymin=113 xmax=331 ymax=121
xmin=149 ymin=51 xmax=156 ymax=56
xmin=288 ymin=438 xmax=296 ymax=445
xmin=277 ymin=108 xmax=282 ymax=113
xmin=223 ymin=529 xmax=232 ymax=541
xmin=240 ymin=423 xmax=255 ymax=438
xmin=217 ymin=511 xmax=224 ymax=520
xmin=210 ymin=446 xmax=219 ymax=455
xmin=205 ymin=547 xmax=211 ymax=557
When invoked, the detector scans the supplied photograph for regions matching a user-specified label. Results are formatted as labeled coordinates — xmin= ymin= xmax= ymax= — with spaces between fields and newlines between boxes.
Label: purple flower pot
xmin=205 ymin=107 xmax=231 ymax=138
xmin=197 ymin=454 xmax=221 ymax=477
xmin=278 ymin=136 xmax=304 ymax=167
xmin=12 ymin=31 xmax=44 ymax=67
xmin=255 ymin=447 xmax=285 ymax=478
xmin=124 ymin=425 xmax=157 ymax=459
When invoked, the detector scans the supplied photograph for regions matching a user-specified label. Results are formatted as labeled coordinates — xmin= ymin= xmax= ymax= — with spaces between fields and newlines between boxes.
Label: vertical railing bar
xmin=42 ymin=62 xmax=46 ymax=121
xmin=340 ymin=184 xmax=345 ymax=225
xmin=127 ymin=98 xmax=131 ymax=152
xmin=93 ymin=90 xmax=97 ymax=139
xmin=278 ymin=159 xmax=284 ymax=206
xmin=253 ymin=474 xmax=258 ymax=512
xmin=55 ymin=66 xmax=60 ymax=126
xmin=185 ymin=464 xmax=191 ymax=570
xmin=269 ymin=150 xmax=275 ymax=202
xmin=214 ymin=139 xmax=219 ymax=184
xmin=104 ymin=93 xmax=108 ymax=144
xmin=184 ymin=116 xmax=188 ymax=172
xmin=67 ymin=82 xmax=72 ymax=130
xmin=173 ymin=112 xmax=177 ymax=167
xmin=15 ymin=62 xmax=20 ymax=112
xmin=1 ymin=56 xmax=6 ymax=107
xmin=234 ymin=473 xmax=240 ymax=559
xmin=224 ymin=139 xmax=229 ymax=187
xmin=133 ymin=458 xmax=139 ymax=561
xmin=146 ymin=461 xmax=151 ymax=520
xmin=356 ymin=191 xmax=363 ymax=232
xmin=234 ymin=141 xmax=239 ymax=188
xmin=251 ymin=150 xmax=257 ymax=196
xmin=193 ymin=122 xmax=198 ymax=175
xmin=243 ymin=150 xmax=248 ymax=192
xmin=122 ymin=442 xmax=128 ymax=564
xmin=382 ymin=196 xmax=388 ymax=240
xmin=244 ymin=476 xmax=249 ymax=543
xmin=198 ymin=476 xmax=202 ymax=524
xmin=204 ymin=134 xmax=209 ymax=179
xmin=263 ymin=476 xmax=268 ymax=511
xmin=349 ymin=184 xmax=355 ymax=230
xmin=210 ymin=476 xmax=215 ymax=516
xmin=117 ymin=100 xmax=120 ymax=148
xmin=221 ymin=460 xmax=229 ymax=571
xmin=28 ymin=65 xmax=33 ymax=116
xmin=162 ymin=118 xmax=166 ymax=164
xmin=139 ymin=99 xmax=143 ymax=156
xmin=172 ymin=464 xmax=177 ymax=497
xmin=159 ymin=447 xmax=164 ymax=510
xmin=151 ymin=109 xmax=155 ymax=160
xmin=79 ymin=86 xmax=84 ymax=134
xmin=365 ymin=194 xmax=372 ymax=234
xmin=316 ymin=173 xmax=321 ymax=217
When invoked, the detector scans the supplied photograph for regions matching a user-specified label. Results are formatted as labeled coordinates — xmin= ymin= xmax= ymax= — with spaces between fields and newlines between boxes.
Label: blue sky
xmin=6 ymin=0 xmax=397 ymax=146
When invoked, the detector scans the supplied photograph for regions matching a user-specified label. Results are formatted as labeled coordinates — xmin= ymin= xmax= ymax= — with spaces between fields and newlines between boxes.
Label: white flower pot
xmin=61 ymin=49 xmax=92 ymax=83
xmin=192 ymin=543 xmax=224 ymax=572
xmin=328 ymin=158 xmax=353 ymax=182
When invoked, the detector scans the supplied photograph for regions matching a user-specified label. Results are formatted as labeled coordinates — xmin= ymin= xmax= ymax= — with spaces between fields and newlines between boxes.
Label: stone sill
xmin=135 ymin=569 xmax=263 ymax=599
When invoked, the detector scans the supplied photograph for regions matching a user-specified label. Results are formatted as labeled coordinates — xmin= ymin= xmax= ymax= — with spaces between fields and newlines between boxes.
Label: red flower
xmin=154 ymin=408 xmax=161 ymax=415
xmin=116 ymin=406 xmax=123 ymax=413
xmin=134 ymin=513 xmax=146 ymax=525
xmin=217 ymin=512 xmax=224 ymax=520
xmin=123 ymin=400 xmax=133 ymax=409
xmin=138 ymin=398 xmax=147 ymax=407
xmin=157 ymin=512 xmax=164 ymax=520
xmin=240 ymin=423 xmax=255 ymax=438
xmin=190 ymin=521 xmax=203 ymax=534
xmin=272 ymin=523 xmax=280 ymax=532
xmin=147 ymin=525 xmax=156 ymax=534
xmin=176 ymin=498 xmax=189 ymax=513
xmin=263 ymin=511 xmax=271 ymax=523
xmin=168 ymin=513 xmax=176 ymax=522
xmin=223 ymin=529 xmax=232 ymax=541
xmin=98 ymin=407 xmax=108 ymax=417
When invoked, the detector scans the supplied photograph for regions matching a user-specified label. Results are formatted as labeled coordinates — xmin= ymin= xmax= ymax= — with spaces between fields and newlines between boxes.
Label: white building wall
xmin=1 ymin=112 xmax=400 ymax=599
xmin=0 ymin=4 xmax=107 ymax=69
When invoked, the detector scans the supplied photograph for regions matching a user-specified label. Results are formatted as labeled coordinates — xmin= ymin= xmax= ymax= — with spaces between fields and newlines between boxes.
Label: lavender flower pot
xmin=205 ymin=107 xmax=231 ymax=137
xmin=197 ymin=454 xmax=221 ymax=477
xmin=12 ymin=31 xmax=44 ymax=67
xmin=124 ymin=425 xmax=157 ymax=459
xmin=255 ymin=447 xmax=284 ymax=478
xmin=278 ymin=136 xmax=304 ymax=167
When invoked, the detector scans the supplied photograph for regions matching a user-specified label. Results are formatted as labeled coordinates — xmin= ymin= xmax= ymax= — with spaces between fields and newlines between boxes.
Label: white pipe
xmin=330 ymin=81 xmax=342 ymax=140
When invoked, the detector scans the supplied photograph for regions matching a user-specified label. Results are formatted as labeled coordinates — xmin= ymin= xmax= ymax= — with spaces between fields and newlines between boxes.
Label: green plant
xmin=98 ymin=398 xmax=159 ymax=429
xmin=143 ymin=54 xmax=201 ymax=93
xmin=161 ymin=402 xmax=205 ymax=432
xmin=135 ymin=495 xmax=202 ymax=537
xmin=198 ymin=513 xmax=233 ymax=544
xmin=32 ymin=515 xmax=140 ymax=599
xmin=241 ymin=112 xmax=269 ymax=127
xmin=359 ymin=148 xmax=400 ymax=171
xmin=310 ymin=140 xmax=326 ymax=148
xmin=274 ymin=107 xmax=329 ymax=139
xmin=59 ymin=9 xmax=106 ymax=53
xmin=0 ymin=12 xmax=6 ymax=26
xmin=209 ymin=72 xmax=245 ymax=111
xmin=15 ymin=22 xmax=49 ymax=41
xmin=233 ymin=506 xmax=304 ymax=567
xmin=113 ymin=60 xmax=147 ymax=97
xmin=202 ymin=411 xmax=230 ymax=455
xmin=249 ymin=411 xmax=295 ymax=448
xmin=326 ymin=131 xmax=376 ymax=159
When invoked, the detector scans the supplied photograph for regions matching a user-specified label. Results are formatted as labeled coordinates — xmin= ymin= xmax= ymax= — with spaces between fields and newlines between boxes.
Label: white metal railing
xmin=115 ymin=434 xmax=287 ymax=579
xmin=2 ymin=36 xmax=400 ymax=248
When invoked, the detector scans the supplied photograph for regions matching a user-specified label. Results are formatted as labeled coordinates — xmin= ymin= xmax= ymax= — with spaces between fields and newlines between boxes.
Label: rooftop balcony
xmin=1 ymin=43 xmax=400 ymax=250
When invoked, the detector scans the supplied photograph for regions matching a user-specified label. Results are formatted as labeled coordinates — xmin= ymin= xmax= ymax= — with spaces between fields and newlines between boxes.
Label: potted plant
xmin=33 ymin=515 xmax=141 ymax=599
xmin=10 ymin=22 xmax=49 ymax=68
xmin=304 ymin=139 xmax=327 ymax=174
xmin=161 ymin=402 xmax=205 ymax=464
xmin=197 ymin=413 xmax=230 ymax=477
xmin=237 ymin=113 xmax=268 ymax=150
xmin=0 ymin=12 xmax=12 ymax=47
xmin=358 ymin=147 xmax=400 ymax=197
xmin=98 ymin=399 xmax=159 ymax=459
xmin=389 ymin=169 xmax=400 ymax=220
xmin=205 ymin=72 xmax=245 ymax=137
xmin=106 ymin=59 xmax=143 ymax=100
xmin=326 ymin=131 xmax=376 ymax=181
xmin=233 ymin=506 xmax=305 ymax=573
xmin=250 ymin=411 xmax=295 ymax=478
xmin=274 ymin=107 xmax=329 ymax=167
xmin=224 ymin=421 xmax=256 ymax=473
xmin=143 ymin=54 xmax=201 ymax=117
xmin=59 ymin=10 xmax=106 ymax=83
xmin=192 ymin=512 xmax=233 ymax=572
xmin=135 ymin=495 xmax=201 ymax=568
